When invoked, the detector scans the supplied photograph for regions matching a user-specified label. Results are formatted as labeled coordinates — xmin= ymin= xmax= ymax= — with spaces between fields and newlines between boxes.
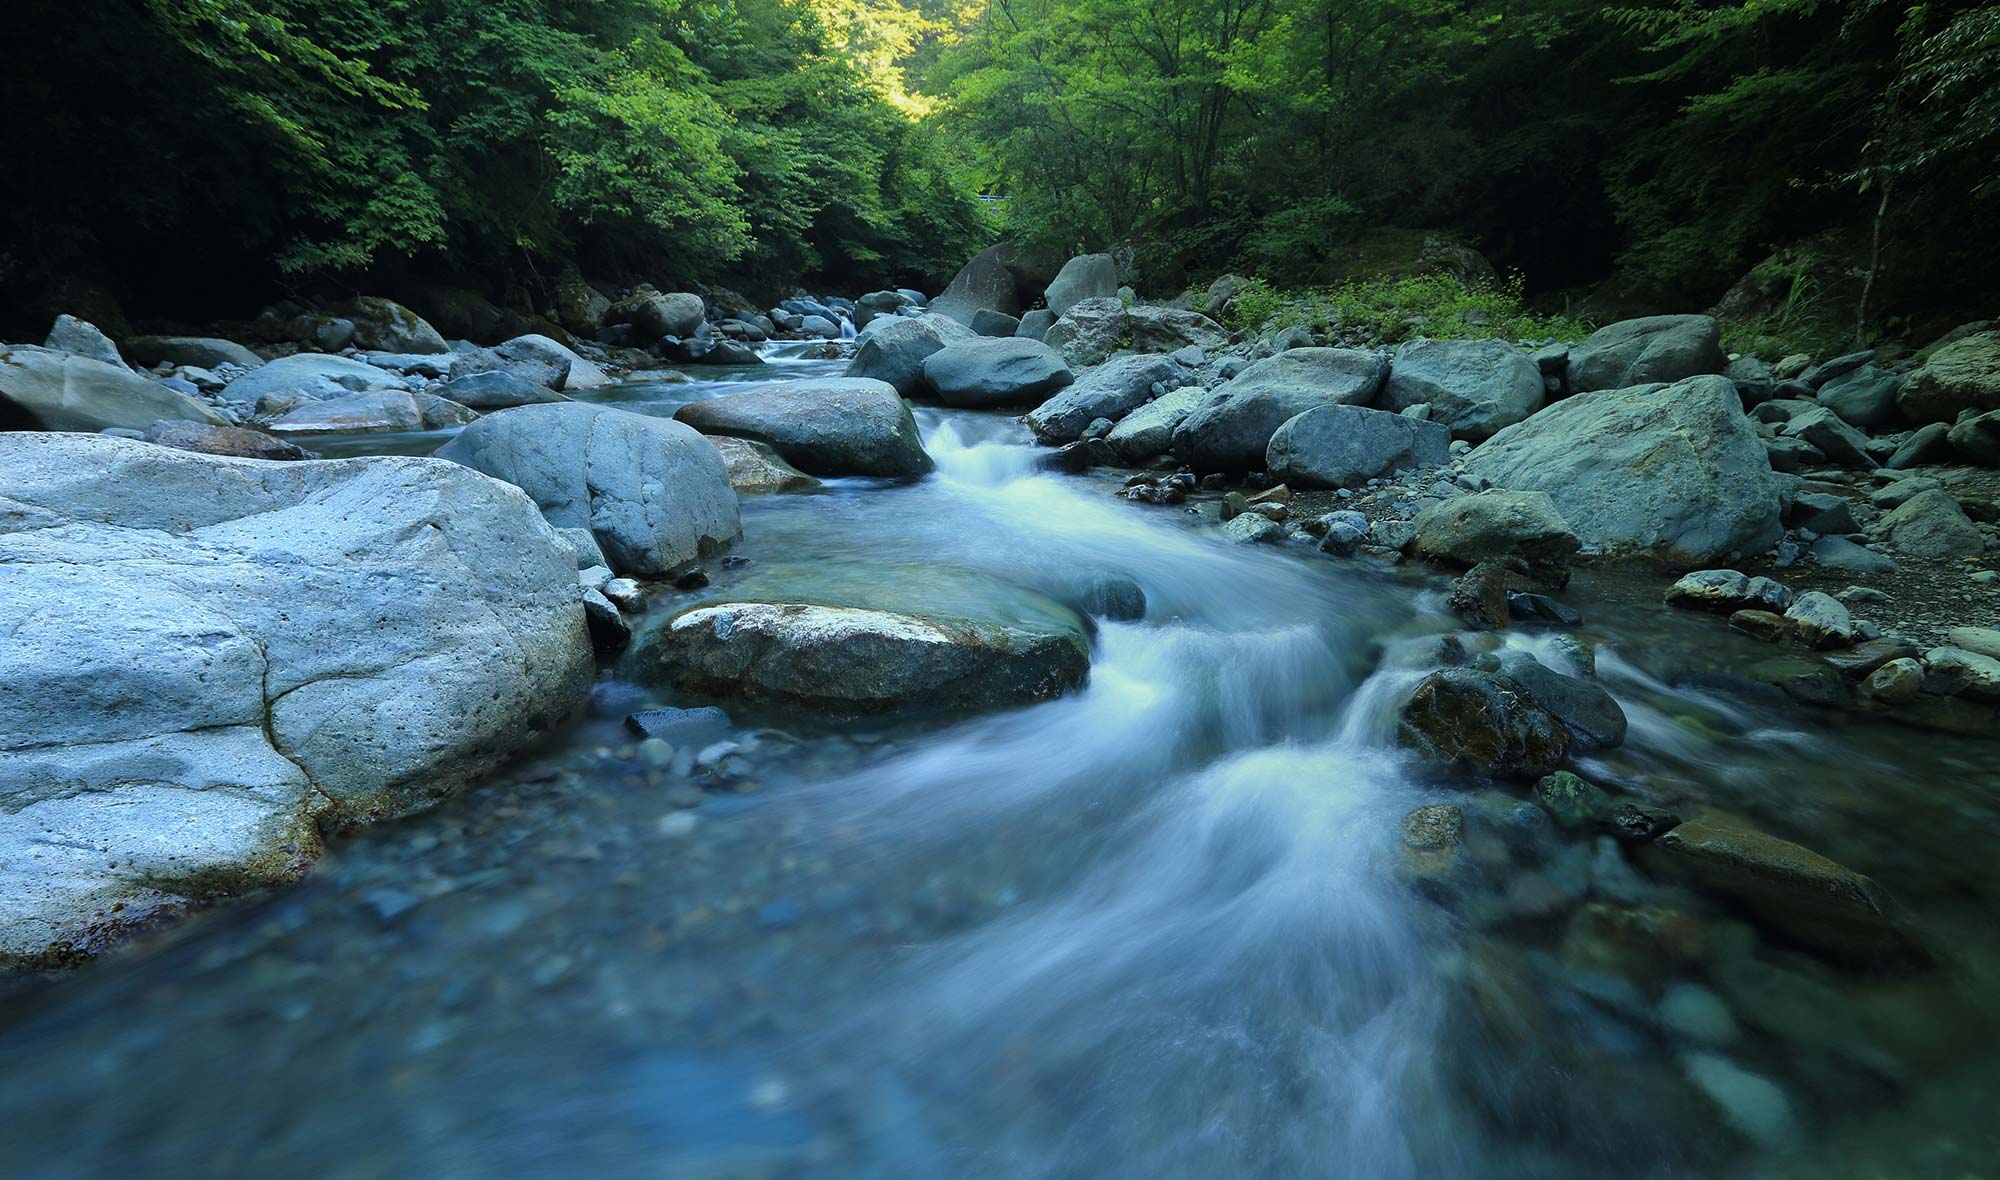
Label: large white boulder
xmin=0 ymin=433 xmax=593 ymax=965
xmin=437 ymin=402 xmax=741 ymax=577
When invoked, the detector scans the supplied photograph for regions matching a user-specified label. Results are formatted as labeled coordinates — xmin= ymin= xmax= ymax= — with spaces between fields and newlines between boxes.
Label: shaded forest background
xmin=4 ymin=0 xmax=1997 ymax=345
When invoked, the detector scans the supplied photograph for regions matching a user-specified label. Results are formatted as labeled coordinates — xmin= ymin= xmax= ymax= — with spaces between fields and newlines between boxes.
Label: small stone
xmin=603 ymin=578 xmax=645 ymax=611
xmin=1783 ymin=591 xmax=1855 ymax=650
xmin=1402 ymin=804 xmax=1464 ymax=849
xmin=1864 ymin=658 xmax=1924 ymax=704
xmin=637 ymin=737 xmax=676 ymax=768
xmin=657 ymin=812 xmax=700 ymax=837
xmin=1533 ymin=770 xmax=1610 ymax=828
xmin=1447 ymin=563 xmax=1513 ymax=629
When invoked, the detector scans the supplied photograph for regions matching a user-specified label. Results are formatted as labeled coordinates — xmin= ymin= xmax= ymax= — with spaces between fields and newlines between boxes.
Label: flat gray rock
xmin=0 ymin=345 xmax=227 ymax=431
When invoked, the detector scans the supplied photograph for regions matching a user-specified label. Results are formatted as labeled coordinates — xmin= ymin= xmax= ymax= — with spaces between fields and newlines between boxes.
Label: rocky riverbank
xmin=1 ymin=246 xmax=1995 ymax=978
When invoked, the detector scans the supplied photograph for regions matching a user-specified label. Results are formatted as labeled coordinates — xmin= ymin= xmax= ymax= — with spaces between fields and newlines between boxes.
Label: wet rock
xmin=1447 ymin=563 xmax=1513 ymax=629
xmin=1078 ymin=575 xmax=1147 ymax=621
xmin=1396 ymin=669 xmax=1572 ymax=778
xmin=1665 ymin=569 xmax=1794 ymax=614
xmin=1045 ymin=437 xmax=1113 ymax=472
xmin=1025 ymin=354 xmax=1186 ymax=444
xmin=437 ymin=402 xmax=741 ymax=577
xmin=638 ymin=579 xmax=1091 ymax=715
xmin=582 ymin=588 xmax=631 ymax=653
xmin=1864 ymin=657 xmax=1925 ymax=704
xmin=1379 ymin=338 xmax=1544 ymax=440
xmin=1172 ymin=348 xmax=1389 ymax=472
xmin=1399 ymin=803 xmax=1465 ymax=886
xmin=919 ymin=336 xmax=1073 ymax=408
xmin=1567 ymin=315 xmax=1726 ymax=393
xmin=1464 ymin=375 xmax=1783 ymax=563
xmin=1496 ymin=651 xmax=1628 ymax=752
xmin=0 ymin=433 xmax=592 ymax=964
xmin=625 ymin=706 xmax=732 ymax=744
xmin=1507 ymin=592 xmax=1582 ymax=625
xmin=1783 ymin=591 xmax=1856 ymax=650
xmin=1680 ymin=1053 xmax=1798 ymax=1148
xmin=1534 ymin=771 xmax=1611 ymax=828
xmin=1880 ymin=489 xmax=1983 ymax=559
xmin=1639 ymin=817 xmax=1913 ymax=964
xmin=141 ymin=421 xmax=308 ymax=461
xmin=1265 ymin=403 xmax=1450 ymax=488
xmin=1412 ymin=489 xmax=1580 ymax=572
xmin=845 ymin=314 xmax=975 ymax=396
xmin=706 ymin=436 xmax=819 ymax=495
xmin=0 ymin=344 xmax=228 ymax=432
xmin=1823 ymin=637 xmax=1919 ymax=677
xmin=1896 ymin=329 xmax=2000 ymax=423
xmin=1728 ymin=610 xmax=1792 ymax=643
xmin=675 ymin=377 xmax=932 ymax=478
xmin=1606 ymin=803 xmax=1681 ymax=844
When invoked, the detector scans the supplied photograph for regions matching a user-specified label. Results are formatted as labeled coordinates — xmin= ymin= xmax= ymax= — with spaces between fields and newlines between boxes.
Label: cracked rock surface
xmin=0 ymin=433 xmax=593 ymax=965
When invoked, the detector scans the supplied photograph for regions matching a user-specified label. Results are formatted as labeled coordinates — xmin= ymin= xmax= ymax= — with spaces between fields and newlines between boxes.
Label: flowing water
xmin=3 ymin=347 xmax=1999 ymax=1178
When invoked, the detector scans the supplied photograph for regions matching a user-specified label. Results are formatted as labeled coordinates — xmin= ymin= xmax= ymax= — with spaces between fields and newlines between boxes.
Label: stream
xmin=3 ymin=346 xmax=1999 ymax=1178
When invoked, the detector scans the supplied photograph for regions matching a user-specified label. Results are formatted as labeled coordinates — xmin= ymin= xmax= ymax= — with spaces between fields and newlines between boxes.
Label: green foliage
xmin=3 ymin=0 xmax=986 ymax=313
xmin=1224 ymin=274 xmax=1591 ymax=344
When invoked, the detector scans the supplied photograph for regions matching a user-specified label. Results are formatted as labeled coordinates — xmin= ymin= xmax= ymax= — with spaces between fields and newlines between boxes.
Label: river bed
xmin=2 ymin=349 xmax=1998 ymax=1178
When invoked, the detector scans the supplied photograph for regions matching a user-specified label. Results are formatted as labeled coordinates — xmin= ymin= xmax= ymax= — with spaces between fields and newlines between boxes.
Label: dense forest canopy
xmin=3 ymin=0 xmax=1997 ymax=339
